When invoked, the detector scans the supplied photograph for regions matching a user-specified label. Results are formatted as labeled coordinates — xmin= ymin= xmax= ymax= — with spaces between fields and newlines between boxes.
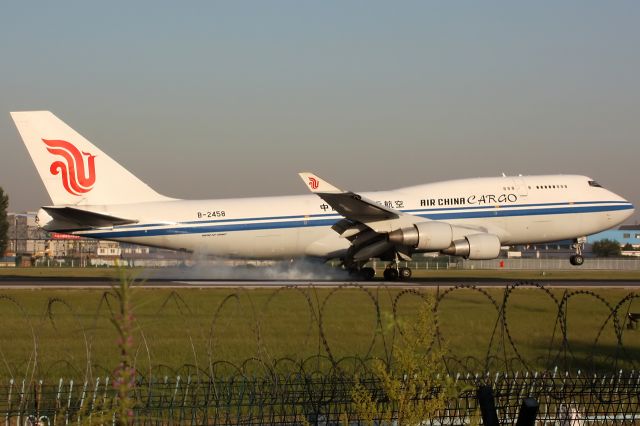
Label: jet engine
xmin=387 ymin=221 xmax=453 ymax=251
xmin=441 ymin=233 xmax=501 ymax=260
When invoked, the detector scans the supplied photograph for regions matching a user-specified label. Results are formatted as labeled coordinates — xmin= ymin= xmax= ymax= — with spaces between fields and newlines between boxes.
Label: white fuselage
xmin=67 ymin=174 xmax=634 ymax=259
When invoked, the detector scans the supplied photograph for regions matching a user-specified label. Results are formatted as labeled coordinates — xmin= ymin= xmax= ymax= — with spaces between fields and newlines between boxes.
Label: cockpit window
xmin=588 ymin=180 xmax=603 ymax=188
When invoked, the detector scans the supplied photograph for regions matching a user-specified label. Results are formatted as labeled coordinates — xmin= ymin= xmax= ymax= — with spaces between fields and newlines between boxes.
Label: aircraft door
xmin=512 ymin=177 xmax=529 ymax=197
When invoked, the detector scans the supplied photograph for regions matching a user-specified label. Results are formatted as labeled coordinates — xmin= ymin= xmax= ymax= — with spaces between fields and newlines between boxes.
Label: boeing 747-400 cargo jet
xmin=11 ymin=111 xmax=635 ymax=280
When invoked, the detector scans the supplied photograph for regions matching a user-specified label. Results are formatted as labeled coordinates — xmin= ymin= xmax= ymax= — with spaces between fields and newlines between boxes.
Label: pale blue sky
xmin=1 ymin=2 xmax=638 ymax=221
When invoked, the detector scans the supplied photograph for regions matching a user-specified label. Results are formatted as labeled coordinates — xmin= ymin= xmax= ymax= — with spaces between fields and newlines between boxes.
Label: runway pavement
xmin=0 ymin=277 xmax=638 ymax=289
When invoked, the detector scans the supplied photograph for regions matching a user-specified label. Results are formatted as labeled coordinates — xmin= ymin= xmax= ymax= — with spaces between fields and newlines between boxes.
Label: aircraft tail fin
xmin=11 ymin=111 xmax=172 ymax=206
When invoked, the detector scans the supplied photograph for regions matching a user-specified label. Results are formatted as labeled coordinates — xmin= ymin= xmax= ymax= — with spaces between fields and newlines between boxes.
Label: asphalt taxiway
xmin=0 ymin=277 xmax=638 ymax=289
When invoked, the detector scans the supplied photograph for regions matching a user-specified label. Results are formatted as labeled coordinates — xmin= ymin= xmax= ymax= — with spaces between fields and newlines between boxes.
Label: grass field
xmin=0 ymin=282 xmax=638 ymax=380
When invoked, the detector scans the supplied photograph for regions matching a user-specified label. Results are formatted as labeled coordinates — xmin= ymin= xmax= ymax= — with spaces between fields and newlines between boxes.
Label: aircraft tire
xmin=360 ymin=267 xmax=376 ymax=280
xmin=383 ymin=268 xmax=399 ymax=281
xmin=399 ymin=267 xmax=412 ymax=280
xmin=570 ymin=255 xmax=584 ymax=266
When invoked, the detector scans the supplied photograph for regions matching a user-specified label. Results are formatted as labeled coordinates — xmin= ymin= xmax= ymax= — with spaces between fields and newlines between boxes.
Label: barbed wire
xmin=0 ymin=282 xmax=638 ymax=383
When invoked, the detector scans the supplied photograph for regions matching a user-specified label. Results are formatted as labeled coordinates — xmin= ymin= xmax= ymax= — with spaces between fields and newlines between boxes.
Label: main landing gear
xmin=383 ymin=264 xmax=412 ymax=281
xmin=347 ymin=250 xmax=413 ymax=281
xmin=348 ymin=263 xmax=376 ymax=281
xmin=570 ymin=237 xmax=586 ymax=266
xmin=348 ymin=264 xmax=412 ymax=281
xmin=359 ymin=267 xmax=376 ymax=280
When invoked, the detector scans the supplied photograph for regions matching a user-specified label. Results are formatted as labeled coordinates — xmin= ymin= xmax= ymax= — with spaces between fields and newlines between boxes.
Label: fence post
xmin=515 ymin=397 xmax=538 ymax=426
xmin=476 ymin=385 xmax=499 ymax=426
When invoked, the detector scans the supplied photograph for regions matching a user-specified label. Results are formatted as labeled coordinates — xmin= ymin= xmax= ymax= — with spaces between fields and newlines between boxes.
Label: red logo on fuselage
xmin=308 ymin=177 xmax=319 ymax=190
xmin=42 ymin=139 xmax=96 ymax=196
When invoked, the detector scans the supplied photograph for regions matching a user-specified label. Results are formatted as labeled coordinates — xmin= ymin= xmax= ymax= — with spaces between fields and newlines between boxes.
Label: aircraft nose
xmin=607 ymin=189 xmax=635 ymax=221
xmin=626 ymin=202 xmax=635 ymax=220
xmin=618 ymin=195 xmax=635 ymax=221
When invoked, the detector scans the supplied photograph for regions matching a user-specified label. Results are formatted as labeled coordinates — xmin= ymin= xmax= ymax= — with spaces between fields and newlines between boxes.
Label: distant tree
xmin=0 ymin=187 xmax=8 ymax=256
xmin=622 ymin=243 xmax=634 ymax=252
xmin=591 ymin=239 xmax=621 ymax=257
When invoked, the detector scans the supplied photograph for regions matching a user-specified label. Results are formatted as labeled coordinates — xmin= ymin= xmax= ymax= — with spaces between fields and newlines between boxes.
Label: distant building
xmin=6 ymin=212 xmax=48 ymax=256
xmin=4 ymin=211 xmax=189 ymax=267
xmin=588 ymin=224 xmax=640 ymax=256
xmin=588 ymin=225 xmax=640 ymax=247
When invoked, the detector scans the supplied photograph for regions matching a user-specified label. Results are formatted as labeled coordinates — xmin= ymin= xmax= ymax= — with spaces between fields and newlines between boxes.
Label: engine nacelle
xmin=388 ymin=221 xmax=453 ymax=251
xmin=441 ymin=233 xmax=501 ymax=260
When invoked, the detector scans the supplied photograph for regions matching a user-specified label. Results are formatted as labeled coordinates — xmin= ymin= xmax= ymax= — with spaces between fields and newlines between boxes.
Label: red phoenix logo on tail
xmin=308 ymin=177 xmax=319 ymax=190
xmin=42 ymin=139 xmax=97 ymax=196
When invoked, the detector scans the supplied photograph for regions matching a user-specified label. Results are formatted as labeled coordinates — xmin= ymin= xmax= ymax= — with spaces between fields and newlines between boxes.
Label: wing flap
xmin=319 ymin=192 xmax=399 ymax=220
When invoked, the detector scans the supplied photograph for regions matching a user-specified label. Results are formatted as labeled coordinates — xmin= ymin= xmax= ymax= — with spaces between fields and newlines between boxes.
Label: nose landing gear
xmin=570 ymin=254 xmax=584 ymax=266
xmin=570 ymin=237 xmax=586 ymax=266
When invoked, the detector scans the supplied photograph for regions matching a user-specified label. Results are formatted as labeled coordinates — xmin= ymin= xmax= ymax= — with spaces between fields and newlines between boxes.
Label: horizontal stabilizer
xmin=42 ymin=206 xmax=138 ymax=228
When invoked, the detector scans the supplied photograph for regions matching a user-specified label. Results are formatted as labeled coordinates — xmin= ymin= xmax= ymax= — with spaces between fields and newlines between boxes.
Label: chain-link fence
xmin=2 ymin=369 xmax=638 ymax=424
xmin=363 ymin=257 xmax=640 ymax=271
xmin=460 ymin=258 xmax=640 ymax=271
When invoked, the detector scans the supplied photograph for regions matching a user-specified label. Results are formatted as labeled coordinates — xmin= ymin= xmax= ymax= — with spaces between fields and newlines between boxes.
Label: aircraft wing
xmin=299 ymin=172 xmax=425 ymax=263
xmin=297 ymin=172 xmax=501 ymax=265
xmin=298 ymin=172 xmax=401 ymax=221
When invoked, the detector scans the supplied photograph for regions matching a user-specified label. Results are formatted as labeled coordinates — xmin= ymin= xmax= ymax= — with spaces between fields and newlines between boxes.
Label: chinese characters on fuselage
xmin=317 ymin=193 xmax=518 ymax=213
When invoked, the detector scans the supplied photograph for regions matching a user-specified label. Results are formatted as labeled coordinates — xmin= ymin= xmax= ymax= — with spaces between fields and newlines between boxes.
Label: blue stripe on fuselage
xmin=106 ymin=200 xmax=632 ymax=230
xmin=80 ymin=203 xmax=634 ymax=239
